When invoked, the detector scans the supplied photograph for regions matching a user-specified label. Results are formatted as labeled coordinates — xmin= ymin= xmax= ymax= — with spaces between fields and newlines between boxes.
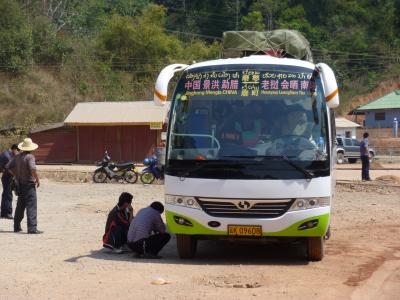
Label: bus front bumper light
xmin=165 ymin=195 xmax=201 ymax=210
xmin=173 ymin=216 xmax=193 ymax=226
xmin=288 ymin=197 xmax=330 ymax=212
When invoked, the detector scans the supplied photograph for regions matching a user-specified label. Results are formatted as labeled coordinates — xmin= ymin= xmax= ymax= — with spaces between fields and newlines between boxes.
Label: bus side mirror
xmin=316 ymin=63 xmax=339 ymax=109
xmin=154 ymin=64 xmax=188 ymax=106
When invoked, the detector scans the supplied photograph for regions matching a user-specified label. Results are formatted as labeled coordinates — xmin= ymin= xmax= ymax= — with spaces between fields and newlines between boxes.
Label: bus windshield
xmin=167 ymin=64 xmax=330 ymax=178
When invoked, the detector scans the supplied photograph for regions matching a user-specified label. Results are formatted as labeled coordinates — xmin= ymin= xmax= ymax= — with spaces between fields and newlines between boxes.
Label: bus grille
xmin=196 ymin=198 xmax=294 ymax=219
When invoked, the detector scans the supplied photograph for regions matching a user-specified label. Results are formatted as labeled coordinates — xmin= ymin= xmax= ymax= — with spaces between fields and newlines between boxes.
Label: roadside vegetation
xmin=0 ymin=0 xmax=399 ymax=142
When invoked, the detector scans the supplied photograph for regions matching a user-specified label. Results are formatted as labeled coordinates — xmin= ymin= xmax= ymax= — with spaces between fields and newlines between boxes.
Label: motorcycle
xmin=93 ymin=151 xmax=138 ymax=184
xmin=140 ymin=155 xmax=164 ymax=184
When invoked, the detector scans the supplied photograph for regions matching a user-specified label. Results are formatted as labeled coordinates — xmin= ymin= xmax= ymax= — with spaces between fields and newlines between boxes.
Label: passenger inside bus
xmin=234 ymin=110 xmax=262 ymax=146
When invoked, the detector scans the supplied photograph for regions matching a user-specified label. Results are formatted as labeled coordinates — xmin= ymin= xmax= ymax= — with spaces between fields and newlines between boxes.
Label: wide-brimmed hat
xmin=18 ymin=138 xmax=38 ymax=152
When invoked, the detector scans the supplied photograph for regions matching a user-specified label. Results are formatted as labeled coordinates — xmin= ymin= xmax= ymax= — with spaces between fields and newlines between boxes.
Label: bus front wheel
xmin=176 ymin=234 xmax=197 ymax=259
xmin=307 ymin=237 xmax=324 ymax=261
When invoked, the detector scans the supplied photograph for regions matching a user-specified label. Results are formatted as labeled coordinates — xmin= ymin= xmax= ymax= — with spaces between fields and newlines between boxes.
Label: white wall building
xmin=335 ymin=117 xmax=360 ymax=139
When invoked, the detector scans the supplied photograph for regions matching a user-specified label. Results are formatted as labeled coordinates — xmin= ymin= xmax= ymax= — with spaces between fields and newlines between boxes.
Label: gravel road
xmin=0 ymin=180 xmax=399 ymax=300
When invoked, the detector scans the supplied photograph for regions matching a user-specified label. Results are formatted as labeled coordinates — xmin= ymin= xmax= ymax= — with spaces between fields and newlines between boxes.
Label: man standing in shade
xmin=0 ymin=144 xmax=19 ymax=219
xmin=360 ymin=132 xmax=372 ymax=181
xmin=128 ymin=201 xmax=170 ymax=259
xmin=6 ymin=138 xmax=42 ymax=234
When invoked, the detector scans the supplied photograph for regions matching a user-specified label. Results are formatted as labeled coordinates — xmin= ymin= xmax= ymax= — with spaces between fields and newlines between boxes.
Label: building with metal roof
xmin=30 ymin=101 xmax=169 ymax=164
xmin=355 ymin=90 xmax=400 ymax=128
xmin=64 ymin=101 xmax=170 ymax=126
xmin=335 ymin=117 xmax=360 ymax=138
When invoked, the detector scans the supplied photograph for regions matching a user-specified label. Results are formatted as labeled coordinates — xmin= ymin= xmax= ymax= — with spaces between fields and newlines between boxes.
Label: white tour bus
xmin=154 ymin=53 xmax=339 ymax=261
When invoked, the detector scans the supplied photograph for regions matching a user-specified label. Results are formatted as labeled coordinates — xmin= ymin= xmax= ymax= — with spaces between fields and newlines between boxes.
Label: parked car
xmin=336 ymin=136 xmax=375 ymax=164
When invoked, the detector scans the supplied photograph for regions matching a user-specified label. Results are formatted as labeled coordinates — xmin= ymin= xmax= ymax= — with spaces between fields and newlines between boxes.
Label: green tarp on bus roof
xmin=221 ymin=30 xmax=313 ymax=62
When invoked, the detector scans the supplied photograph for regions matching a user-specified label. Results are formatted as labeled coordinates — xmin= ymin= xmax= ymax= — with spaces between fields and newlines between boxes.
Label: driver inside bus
xmin=281 ymin=111 xmax=309 ymax=136
xmin=270 ymin=110 xmax=316 ymax=158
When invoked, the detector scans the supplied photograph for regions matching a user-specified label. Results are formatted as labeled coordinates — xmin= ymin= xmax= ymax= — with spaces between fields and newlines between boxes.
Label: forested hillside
xmin=1 ymin=0 xmax=400 ymax=132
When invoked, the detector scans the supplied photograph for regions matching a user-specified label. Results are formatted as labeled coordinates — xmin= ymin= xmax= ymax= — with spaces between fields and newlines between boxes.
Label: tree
xmin=241 ymin=11 xmax=265 ymax=31
xmin=276 ymin=5 xmax=312 ymax=35
xmin=155 ymin=0 xmax=247 ymax=38
xmin=0 ymin=0 xmax=32 ymax=73
xmin=249 ymin=0 xmax=289 ymax=30
xmin=106 ymin=0 xmax=150 ymax=16
xmin=31 ymin=16 xmax=72 ymax=64
xmin=20 ymin=0 xmax=82 ymax=31
xmin=96 ymin=5 xmax=184 ymax=72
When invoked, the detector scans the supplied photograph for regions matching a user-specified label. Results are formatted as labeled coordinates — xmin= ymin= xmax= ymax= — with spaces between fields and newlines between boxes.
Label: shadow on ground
xmin=65 ymin=237 xmax=309 ymax=266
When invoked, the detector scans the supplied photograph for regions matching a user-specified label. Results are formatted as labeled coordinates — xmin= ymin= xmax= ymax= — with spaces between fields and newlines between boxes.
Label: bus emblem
xmin=237 ymin=201 xmax=252 ymax=211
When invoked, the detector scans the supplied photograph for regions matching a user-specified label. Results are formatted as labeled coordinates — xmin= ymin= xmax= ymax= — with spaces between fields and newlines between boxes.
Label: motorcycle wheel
xmin=124 ymin=170 xmax=138 ymax=184
xmin=140 ymin=172 xmax=156 ymax=184
xmin=93 ymin=171 xmax=107 ymax=183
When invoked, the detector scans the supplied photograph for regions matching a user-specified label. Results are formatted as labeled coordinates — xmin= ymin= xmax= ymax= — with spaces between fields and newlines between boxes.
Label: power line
xmin=184 ymin=14 xmax=236 ymax=26
xmin=335 ymin=66 xmax=394 ymax=73
xmin=165 ymin=6 xmax=237 ymax=19
xmin=312 ymin=48 xmax=400 ymax=59
xmin=313 ymin=57 xmax=398 ymax=62
xmin=57 ymin=11 xmax=225 ymax=39
xmin=164 ymin=29 xmax=221 ymax=40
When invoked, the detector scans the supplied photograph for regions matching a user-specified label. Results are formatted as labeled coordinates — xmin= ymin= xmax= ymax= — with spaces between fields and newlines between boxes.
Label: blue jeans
xmin=1 ymin=172 xmax=13 ymax=216
xmin=361 ymin=155 xmax=370 ymax=180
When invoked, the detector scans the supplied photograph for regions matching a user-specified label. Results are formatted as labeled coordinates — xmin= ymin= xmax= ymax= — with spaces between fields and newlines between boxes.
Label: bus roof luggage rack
xmin=221 ymin=30 xmax=313 ymax=62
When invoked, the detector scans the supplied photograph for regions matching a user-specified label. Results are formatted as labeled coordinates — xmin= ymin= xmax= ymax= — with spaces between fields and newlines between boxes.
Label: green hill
xmin=1 ymin=0 xmax=399 ymax=144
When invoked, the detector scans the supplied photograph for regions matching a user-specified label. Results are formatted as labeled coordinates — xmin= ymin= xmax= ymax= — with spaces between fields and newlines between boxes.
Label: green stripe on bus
xmin=166 ymin=211 xmax=330 ymax=237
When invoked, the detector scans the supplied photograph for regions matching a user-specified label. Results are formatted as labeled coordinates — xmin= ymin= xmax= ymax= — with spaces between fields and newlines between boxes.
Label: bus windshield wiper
xmin=223 ymin=155 xmax=314 ymax=180
xmin=277 ymin=155 xmax=314 ymax=180
xmin=265 ymin=155 xmax=314 ymax=180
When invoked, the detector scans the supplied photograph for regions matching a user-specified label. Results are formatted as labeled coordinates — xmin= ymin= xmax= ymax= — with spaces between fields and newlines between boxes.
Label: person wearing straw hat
xmin=6 ymin=138 xmax=42 ymax=234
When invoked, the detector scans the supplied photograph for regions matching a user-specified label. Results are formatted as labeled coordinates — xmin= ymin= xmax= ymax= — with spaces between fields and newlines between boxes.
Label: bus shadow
xmin=65 ymin=239 xmax=309 ymax=266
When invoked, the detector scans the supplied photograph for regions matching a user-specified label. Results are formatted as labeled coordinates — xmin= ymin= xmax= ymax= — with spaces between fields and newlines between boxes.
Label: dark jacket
xmin=103 ymin=205 xmax=130 ymax=244
xmin=0 ymin=150 xmax=12 ymax=172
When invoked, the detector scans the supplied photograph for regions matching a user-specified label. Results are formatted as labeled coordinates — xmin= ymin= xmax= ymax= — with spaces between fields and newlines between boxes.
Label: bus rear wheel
xmin=176 ymin=234 xmax=197 ymax=259
xmin=307 ymin=237 xmax=324 ymax=261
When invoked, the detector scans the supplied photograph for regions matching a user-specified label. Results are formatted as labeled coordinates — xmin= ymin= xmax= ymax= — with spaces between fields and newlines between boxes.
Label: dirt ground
xmin=0 ymin=180 xmax=400 ymax=300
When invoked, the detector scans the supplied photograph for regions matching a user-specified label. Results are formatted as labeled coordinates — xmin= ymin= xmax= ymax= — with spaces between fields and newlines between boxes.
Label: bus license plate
xmin=228 ymin=225 xmax=262 ymax=237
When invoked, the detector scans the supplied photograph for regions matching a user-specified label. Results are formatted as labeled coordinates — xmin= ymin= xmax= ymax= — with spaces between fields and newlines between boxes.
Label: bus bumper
xmin=166 ymin=206 xmax=330 ymax=237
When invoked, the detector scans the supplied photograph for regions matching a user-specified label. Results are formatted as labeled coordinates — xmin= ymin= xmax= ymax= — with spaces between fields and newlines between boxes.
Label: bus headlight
xmin=289 ymin=197 xmax=330 ymax=211
xmin=165 ymin=195 xmax=201 ymax=210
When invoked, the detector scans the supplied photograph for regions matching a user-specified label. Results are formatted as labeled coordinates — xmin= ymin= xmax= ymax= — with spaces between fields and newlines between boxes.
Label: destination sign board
xmin=180 ymin=70 xmax=314 ymax=98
